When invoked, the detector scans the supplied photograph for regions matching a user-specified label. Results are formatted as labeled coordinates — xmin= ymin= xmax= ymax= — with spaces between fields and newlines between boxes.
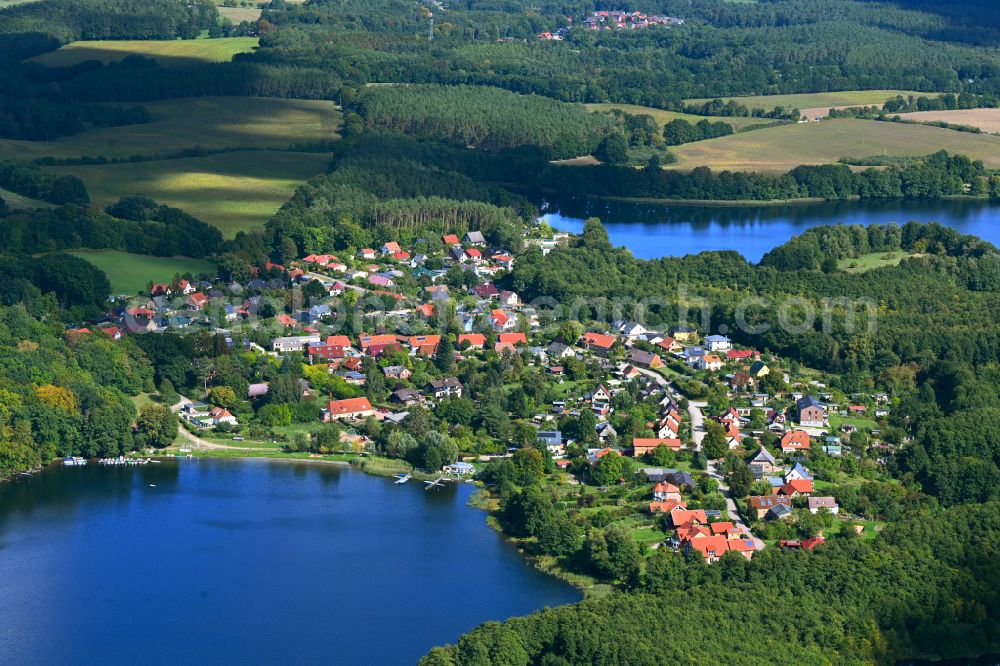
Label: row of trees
xmin=0 ymin=196 xmax=223 ymax=259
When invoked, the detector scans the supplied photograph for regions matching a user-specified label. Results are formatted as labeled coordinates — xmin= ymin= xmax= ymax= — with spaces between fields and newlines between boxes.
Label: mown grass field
xmin=0 ymin=97 xmax=341 ymax=161
xmin=27 ymin=37 xmax=258 ymax=68
xmin=668 ymin=118 xmax=1000 ymax=172
xmin=51 ymin=151 xmax=330 ymax=237
xmin=684 ymin=90 xmax=925 ymax=115
xmin=68 ymin=249 xmax=216 ymax=294
xmin=585 ymin=103 xmax=771 ymax=131
xmin=898 ymin=108 xmax=1000 ymax=133
xmin=837 ymin=250 xmax=919 ymax=273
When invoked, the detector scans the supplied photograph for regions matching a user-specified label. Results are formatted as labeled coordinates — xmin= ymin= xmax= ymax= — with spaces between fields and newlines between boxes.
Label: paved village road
xmin=631 ymin=369 xmax=757 ymax=542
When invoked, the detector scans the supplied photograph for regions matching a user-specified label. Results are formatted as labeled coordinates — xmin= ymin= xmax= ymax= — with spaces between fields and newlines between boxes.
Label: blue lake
xmin=540 ymin=196 xmax=1000 ymax=261
xmin=0 ymin=460 xmax=579 ymax=664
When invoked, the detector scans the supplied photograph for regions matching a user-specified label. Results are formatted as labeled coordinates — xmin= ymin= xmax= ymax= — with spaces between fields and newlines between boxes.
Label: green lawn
xmin=837 ymin=251 xmax=920 ymax=273
xmin=27 ymin=37 xmax=259 ymax=68
xmin=0 ymin=97 xmax=340 ymax=161
xmin=585 ymin=103 xmax=771 ymax=131
xmin=828 ymin=413 xmax=879 ymax=431
xmin=669 ymin=118 xmax=1000 ymax=172
xmin=50 ymin=151 xmax=331 ymax=236
xmin=684 ymin=90 xmax=926 ymax=115
xmin=69 ymin=249 xmax=216 ymax=295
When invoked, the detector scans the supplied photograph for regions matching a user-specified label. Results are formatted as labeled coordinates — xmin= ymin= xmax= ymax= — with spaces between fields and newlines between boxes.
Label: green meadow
xmin=68 ymin=249 xmax=216 ymax=295
xmin=27 ymin=37 xmax=258 ymax=68
xmin=52 ymin=151 xmax=331 ymax=237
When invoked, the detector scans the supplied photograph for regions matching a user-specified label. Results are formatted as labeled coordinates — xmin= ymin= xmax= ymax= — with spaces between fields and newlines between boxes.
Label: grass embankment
xmin=828 ymin=413 xmax=880 ymax=431
xmin=50 ymin=150 xmax=331 ymax=236
xmin=837 ymin=250 xmax=919 ymax=274
xmin=27 ymin=37 xmax=258 ymax=68
xmin=684 ymin=90 xmax=925 ymax=116
xmin=3 ymin=97 xmax=340 ymax=161
xmin=668 ymin=118 xmax=1000 ymax=172
xmin=585 ymin=103 xmax=772 ymax=131
xmin=68 ymin=249 xmax=216 ymax=294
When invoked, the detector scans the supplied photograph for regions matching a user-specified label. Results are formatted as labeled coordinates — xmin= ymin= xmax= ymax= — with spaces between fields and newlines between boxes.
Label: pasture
xmin=897 ymin=108 xmax=1000 ymax=133
xmin=668 ymin=118 xmax=1000 ymax=172
xmin=26 ymin=37 xmax=258 ymax=68
xmin=68 ymin=249 xmax=216 ymax=295
xmin=50 ymin=151 xmax=331 ymax=237
xmin=217 ymin=6 xmax=262 ymax=22
xmin=0 ymin=97 xmax=341 ymax=161
xmin=585 ymin=103 xmax=770 ymax=131
xmin=686 ymin=90 xmax=925 ymax=117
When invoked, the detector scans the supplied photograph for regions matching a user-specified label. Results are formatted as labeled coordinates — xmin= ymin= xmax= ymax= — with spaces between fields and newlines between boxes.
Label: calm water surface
xmin=0 ymin=460 xmax=578 ymax=664
xmin=540 ymin=196 xmax=1000 ymax=261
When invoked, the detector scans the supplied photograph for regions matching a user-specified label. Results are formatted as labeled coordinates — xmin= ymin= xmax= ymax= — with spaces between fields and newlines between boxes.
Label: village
xmin=68 ymin=223 xmax=894 ymax=566
xmin=538 ymin=10 xmax=683 ymax=40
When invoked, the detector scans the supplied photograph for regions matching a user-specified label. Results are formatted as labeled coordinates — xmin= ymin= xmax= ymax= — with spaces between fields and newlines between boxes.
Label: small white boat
xmin=62 ymin=457 xmax=87 ymax=466
xmin=394 ymin=473 xmax=412 ymax=485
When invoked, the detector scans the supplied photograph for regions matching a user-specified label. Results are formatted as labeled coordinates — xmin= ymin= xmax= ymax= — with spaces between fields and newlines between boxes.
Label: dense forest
xmin=421 ymin=502 xmax=1000 ymax=665
xmin=0 ymin=304 xmax=178 ymax=478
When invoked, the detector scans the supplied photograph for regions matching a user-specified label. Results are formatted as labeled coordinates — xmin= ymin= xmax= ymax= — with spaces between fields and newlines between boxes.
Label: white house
xmin=705 ymin=335 xmax=732 ymax=352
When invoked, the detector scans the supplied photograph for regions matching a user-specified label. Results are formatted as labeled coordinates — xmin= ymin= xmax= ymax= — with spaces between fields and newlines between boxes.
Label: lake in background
xmin=0 ymin=460 xmax=579 ymax=664
xmin=539 ymin=196 xmax=1000 ymax=262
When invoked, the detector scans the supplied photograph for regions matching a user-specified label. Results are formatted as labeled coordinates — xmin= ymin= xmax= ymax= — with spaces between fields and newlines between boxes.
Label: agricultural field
xmin=585 ymin=104 xmax=771 ymax=131
xmin=837 ymin=250 xmax=920 ymax=273
xmin=897 ymin=108 xmax=1000 ymax=133
xmin=51 ymin=151 xmax=331 ymax=237
xmin=0 ymin=97 xmax=341 ymax=161
xmin=668 ymin=118 xmax=1000 ymax=172
xmin=68 ymin=249 xmax=216 ymax=295
xmin=686 ymin=90 xmax=926 ymax=118
xmin=0 ymin=186 xmax=53 ymax=210
xmin=26 ymin=37 xmax=258 ymax=68
xmin=217 ymin=6 xmax=262 ymax=22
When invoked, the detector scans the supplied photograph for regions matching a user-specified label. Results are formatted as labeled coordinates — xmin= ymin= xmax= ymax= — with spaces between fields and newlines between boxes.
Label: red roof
xmin=779 ymin=479 xmax=814 ymax=495
xmin=653 ymin=481 xmax=680 ymax=494
xmin=802 ymin=536 xmax=826 ymax=550
xmin=442 ymin=234 xmax=460 ymax=245
xmin=671 ymin=509 xmax=708 ymax=528
xmin=490 ymin=309 xmax=509 ymax=326
xmin=359 ymin=334 xmax=398 ymax=349
xmin=781 ymin=430 xmax=811 ymax=450
xmin=466 ymin=248 xmax=482 ymax=258
xmin=709 ymin=521 xmax=735 ymax=535
xmin=726 ymin=349 xmax=755 ymax=360
xmin=325 ymin=335 xmax=352 ymax=347
xmin=498 ymin=332 xmax=526 ymax=345
xmin=327 ymin=397 xmax=373 ymax=416
xmin=633 ymin=438 xmax=682 ymax=454
xmin=416 ymin=303 xmax=435 ymax=317
xmin=582 ymin=332 xmax=616 ymax=349
xmin=649 ymin=499 xmax=686 ymax=514
xmin=689 ymin=535 xmax=730 ymax=559
xmin=457 ymin=333 xmax=486 ymax=348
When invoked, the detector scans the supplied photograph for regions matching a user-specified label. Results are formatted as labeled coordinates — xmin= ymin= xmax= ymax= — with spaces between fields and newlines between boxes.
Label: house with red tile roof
xmin=407 ymin=335 xmax=441 ymax=356
xmin=186 ymin=292 xmax=208 ymax=310
xmin=322 ymin=397 xmax=376 ymax=421
xmin=442 ymin=234 xmax=460 ymax=246
xmin=632 ymin=438 xmax=682 ymax=457
xmin=780 ymin=430 xmax=811 ymax=453
xmin=489 ymin=309 xmax=516 ymax=332
xmin=649 ymin=499 xmax=686 ymax=514
xmin=779 ymin=479 xmax=814 ymax=496
xmin=498 ymin=332 xmax=527 ymax=345
xmin=670 ymin=509 xmax=708 ymax=528
xmin=652 ymin=481 xmax=681 ymax=502
xmin=581 ymin=332 xmax=617 ymax=356
xmin=457 ymin=333 xmax=486 ymax=349
xmin=380 ymin=242 xmax=401 ymax=255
